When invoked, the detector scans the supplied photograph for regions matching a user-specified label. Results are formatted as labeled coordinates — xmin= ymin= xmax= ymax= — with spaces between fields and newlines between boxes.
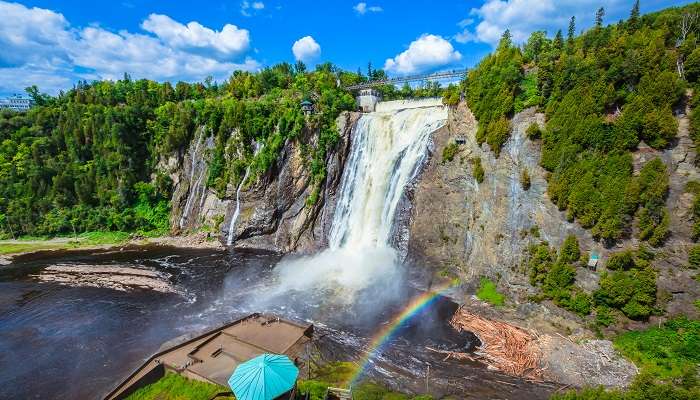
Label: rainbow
xmin=350 ymin=281 xmax=456 ymax=385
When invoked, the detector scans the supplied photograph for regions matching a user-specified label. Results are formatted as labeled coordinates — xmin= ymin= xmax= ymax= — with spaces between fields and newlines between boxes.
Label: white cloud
xmin=292 ymin=36 xmax=321 ymax=63
xmin=141 ymin=14 xmax=250 ymax=59
xmin=455 ymin=0 xmax=631 ymax=46
xmin=353 ymin=2 xmax=383 ymax=15
xmin=240 ymin=1 xmax=264 ymax=17
xmin=384 ymin=34 xmax=462 ymax=74
xmin=0 ymin=1 xmax=259 ymax=94
xmin=457 ymin=18 xmax=474 ymax=28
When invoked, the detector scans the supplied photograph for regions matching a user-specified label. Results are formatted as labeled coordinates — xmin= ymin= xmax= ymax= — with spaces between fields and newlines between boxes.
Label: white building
xmin=0 ymin=94 xmax=34 ymax=112
xmin=356 ymin=88 xmax=382 ymax=112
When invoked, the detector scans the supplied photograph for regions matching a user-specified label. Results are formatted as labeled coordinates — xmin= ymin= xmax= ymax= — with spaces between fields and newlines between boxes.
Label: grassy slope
xmin=0 ymin=231 xmax=130 ymax=255
xmin=124 ymin=373 xmax=232 ymax=400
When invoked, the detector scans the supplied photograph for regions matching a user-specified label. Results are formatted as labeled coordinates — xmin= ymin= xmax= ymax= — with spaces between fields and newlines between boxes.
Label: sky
xmin=0 ymin=0 xmax=694 ymax=96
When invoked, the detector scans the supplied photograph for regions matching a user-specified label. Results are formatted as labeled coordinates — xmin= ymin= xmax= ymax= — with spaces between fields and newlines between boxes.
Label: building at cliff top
xmin=0 ymin=94 xmax=33 ymax=112
xmin=356 ymin=88 xmax=382 ymax=112
xmin=104 ymin=313 xmax=313 ymax=400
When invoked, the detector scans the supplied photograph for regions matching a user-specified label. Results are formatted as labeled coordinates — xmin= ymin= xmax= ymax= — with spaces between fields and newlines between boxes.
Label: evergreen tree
xmin=553 ymin=29 xmax=564 ymax=50
xmin=630 ymin=0 xmax=640 ymax=28
xmin=499 ymin=29 xmax=512 ymax=50
xmin=367 ymin=62 xmax=373 ymax=79
xmin=567 ymin=16 xmax=576 ymax=50
xmin=595 ymin=7 xmax=605 ymax=27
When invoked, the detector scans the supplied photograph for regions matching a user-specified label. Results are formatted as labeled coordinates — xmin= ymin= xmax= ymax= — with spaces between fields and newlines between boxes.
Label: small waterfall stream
xmin=179 ymin=131 xmax=208 ymax=229
xmin=226 ymin=142 xmax=263 ymax=246
xmin=227 ymin=167 xmax=251 ymax=246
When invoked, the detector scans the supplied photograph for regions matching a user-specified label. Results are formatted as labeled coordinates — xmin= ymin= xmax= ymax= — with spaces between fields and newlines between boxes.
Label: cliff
xmin=165 ymin=112 xmax=360 ymax=253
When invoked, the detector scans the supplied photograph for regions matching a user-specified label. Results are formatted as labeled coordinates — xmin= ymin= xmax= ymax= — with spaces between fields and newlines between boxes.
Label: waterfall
xmin=226 ymin=142 xmax=262 ymax=246
xmin=179 ymin=131 xmax=205 ymax=229
xmin=227 ymin=166 xmax=251 ymax=246
xmin=274 ymin=99 xmax=447 ymax=296
xmin=329 ymin=101 xmax=447 ymax=249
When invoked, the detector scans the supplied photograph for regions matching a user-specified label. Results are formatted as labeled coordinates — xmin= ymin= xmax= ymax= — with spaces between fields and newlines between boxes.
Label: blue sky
xmin=0 ymin=0 xmax=693 ymax=95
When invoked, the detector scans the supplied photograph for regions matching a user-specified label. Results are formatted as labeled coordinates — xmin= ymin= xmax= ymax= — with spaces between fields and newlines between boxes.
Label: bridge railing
xmin=345 ymin=69 xmax=467 ymax=90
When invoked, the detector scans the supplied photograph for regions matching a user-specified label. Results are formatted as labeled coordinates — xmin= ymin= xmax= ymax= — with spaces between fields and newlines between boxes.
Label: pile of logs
xmin=450 ymin=307 xmax=545 ymax=380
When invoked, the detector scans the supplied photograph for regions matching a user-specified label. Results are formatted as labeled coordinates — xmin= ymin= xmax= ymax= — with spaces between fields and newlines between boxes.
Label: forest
xmin=0 ymin=63 xmax=363 ymax=237
xmin=465 ymin=1 xmax=699 ymax=246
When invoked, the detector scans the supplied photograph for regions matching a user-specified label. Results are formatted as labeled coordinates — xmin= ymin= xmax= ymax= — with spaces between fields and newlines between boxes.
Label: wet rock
xmin=32 ymin=264 xmax=179 ymax=294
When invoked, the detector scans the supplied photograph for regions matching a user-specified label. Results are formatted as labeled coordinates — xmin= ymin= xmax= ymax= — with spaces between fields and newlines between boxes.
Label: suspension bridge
xmin=345 ymin=69 xmax=468 ymax=90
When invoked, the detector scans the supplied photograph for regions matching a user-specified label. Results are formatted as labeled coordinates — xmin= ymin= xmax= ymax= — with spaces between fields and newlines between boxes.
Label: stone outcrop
xmin=163 ymin=113 xmax=360 ymax=253
xmin=407 ymin=103 xmax=596 ymax=301
xmin=165 ymin=127 xmax=228 ymax=234
xmin=227 ymin=112 xmax=359 ymax=252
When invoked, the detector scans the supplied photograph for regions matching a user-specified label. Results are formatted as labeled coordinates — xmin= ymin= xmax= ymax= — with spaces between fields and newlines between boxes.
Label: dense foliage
xmin=0 ymin=63 xmax=356 ymax=237
xmin=527 ymin=239 xmax=661 ymax=320
xmin=467 ymin=31 xmax=523 ymax=156
xmin=595 ymin=249 xmax=658 ymax=320
xmin=527 ymin=237 xmax=592 ymax=317
xmin=468 ymin=3 xmax=699 ymax=245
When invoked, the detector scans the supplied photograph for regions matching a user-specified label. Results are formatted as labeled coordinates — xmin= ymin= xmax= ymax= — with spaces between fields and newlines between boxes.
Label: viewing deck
xmin=104 ymin=313 xmax=313 ymax=400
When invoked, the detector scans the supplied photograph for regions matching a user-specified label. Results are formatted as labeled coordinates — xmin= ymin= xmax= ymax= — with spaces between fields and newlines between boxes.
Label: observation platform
xmin=104 ymin=313 xmax=313 ymax=400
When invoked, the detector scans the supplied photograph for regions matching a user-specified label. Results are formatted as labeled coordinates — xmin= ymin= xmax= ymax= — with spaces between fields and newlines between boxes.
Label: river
xmin=0 ymin=245 xmax=555 ymax=399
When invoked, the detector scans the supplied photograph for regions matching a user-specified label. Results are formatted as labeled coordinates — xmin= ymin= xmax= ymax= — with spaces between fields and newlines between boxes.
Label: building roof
xmin=300 ymin=100 xmax=313 ymax=106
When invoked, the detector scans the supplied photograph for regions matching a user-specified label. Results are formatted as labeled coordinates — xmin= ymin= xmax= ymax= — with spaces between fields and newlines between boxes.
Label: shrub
xmin=614 ymin=317 xmax=700 ymax=380
xmin=606 ymin=251 xmax=636 ymax=271
xmin=521 ymin=168 xmax=531 ymax=190
xmin=526 ymin=122 xmax=541 ymax=139
xmin=442 ymin=142 xmax=459 ymax=163
xmin=559 ymin=235 xmax=581 ymax=264
xmin=528 ymin=242 xmax=555 ymax=285
xmin=595 ymin=259 xmax=657 ymax=320
xmin=486 ymin=116 xmax=511 ymax=157
xmin=442 ymin=84 xmax=461 ymax=106
xmin=689 ymin=245 xmax=700 ymax=269
xmin=595 ymin=305 xmax=615 ymax=327
xmin=559 ymin=288 xmax=593 ymax=317
xmin=476 ymin=277 xmax=506 ymax=306
xmin=472 ymin=157 xmax=485 ymax=183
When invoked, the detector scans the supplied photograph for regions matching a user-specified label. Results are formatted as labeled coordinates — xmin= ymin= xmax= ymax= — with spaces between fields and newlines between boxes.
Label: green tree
xmin=567 ymin=16 xmax=576 ymax=51
xmin=595 ymin=7 xmax=605 ymax=27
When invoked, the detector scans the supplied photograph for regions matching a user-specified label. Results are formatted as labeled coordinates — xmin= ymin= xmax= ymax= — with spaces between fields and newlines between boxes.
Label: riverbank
xmin=0 ymin=231 xmax=224 ymax=264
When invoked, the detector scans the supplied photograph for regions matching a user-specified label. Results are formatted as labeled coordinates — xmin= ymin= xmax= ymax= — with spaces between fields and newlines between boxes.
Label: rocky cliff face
xmin=166 ymin=127 xmax=228 ymax=234
xmin=165 ymin=112 xmax=360 ymax=253
xmin=164 ymin=99 xmax=698 ymax=320
xmin=226 ymin=112 xmax=359 ymax=252
xmin=407 ymin=103 xmax=597 ymax=299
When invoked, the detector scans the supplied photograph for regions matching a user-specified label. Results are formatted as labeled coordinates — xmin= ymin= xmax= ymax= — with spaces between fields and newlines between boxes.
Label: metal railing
xmin=345 ymin=69 xmax=467 ymax=90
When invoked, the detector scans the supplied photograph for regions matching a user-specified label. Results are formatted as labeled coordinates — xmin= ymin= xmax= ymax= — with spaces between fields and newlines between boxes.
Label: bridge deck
xmin=346 ymin=69 xmax=467 ymax=90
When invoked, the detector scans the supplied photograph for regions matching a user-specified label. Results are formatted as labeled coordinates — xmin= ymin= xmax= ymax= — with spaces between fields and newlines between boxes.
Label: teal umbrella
xmin=228 ymin=354 xmax=299 ymax=400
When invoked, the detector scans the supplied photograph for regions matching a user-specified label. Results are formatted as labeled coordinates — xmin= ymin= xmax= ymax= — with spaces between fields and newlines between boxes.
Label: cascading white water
xmin=329 ymin=101 xmax=447 ymax=249
xmin=179 ymin=131 xmax=205 ymax=229
xmin=227 ymin=167 xmax=250 ymax=246
xmin=226 ymin=142 xmax=262 ymax=246
xmin=274 ymin=99 xmax=447 ymax=296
